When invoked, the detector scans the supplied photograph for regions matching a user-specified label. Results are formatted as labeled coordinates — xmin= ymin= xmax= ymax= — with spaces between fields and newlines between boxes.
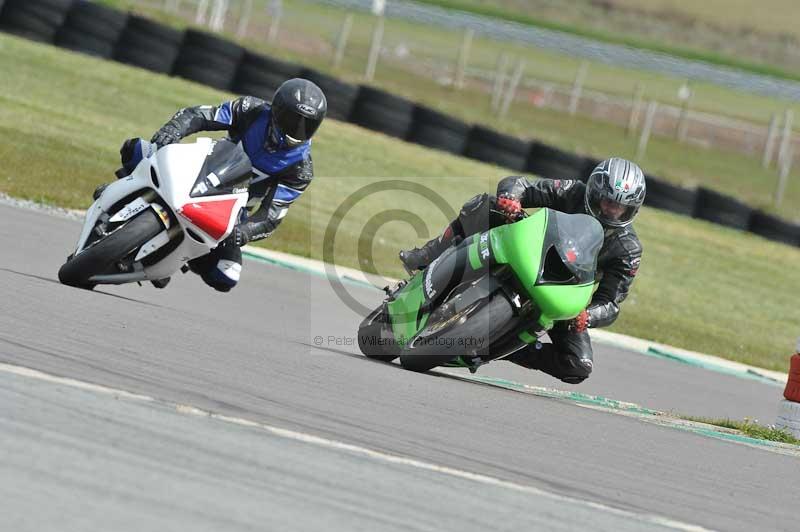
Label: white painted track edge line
xmin=0 ymin=359 xmax=712 ymax=532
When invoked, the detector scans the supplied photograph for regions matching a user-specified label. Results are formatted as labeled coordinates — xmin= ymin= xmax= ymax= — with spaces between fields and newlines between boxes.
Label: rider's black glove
xmin=232 ymin=225 xmax=250 ymax=247
xmin=150 ymin=124 xmax=182 ymax=148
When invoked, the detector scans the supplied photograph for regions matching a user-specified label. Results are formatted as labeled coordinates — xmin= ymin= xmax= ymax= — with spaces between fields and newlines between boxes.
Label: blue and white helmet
xmin=584 ymin=158 xmax=646 ymax=227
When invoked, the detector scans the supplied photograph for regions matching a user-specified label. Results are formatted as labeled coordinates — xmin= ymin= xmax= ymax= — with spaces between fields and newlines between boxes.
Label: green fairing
xmin=387 ymin=208 xmax=595 ymax=343
xmin=387 ymin=274 xmax=429 ymax=345
xmin=490 ymin=209 xmax=595 ymax=329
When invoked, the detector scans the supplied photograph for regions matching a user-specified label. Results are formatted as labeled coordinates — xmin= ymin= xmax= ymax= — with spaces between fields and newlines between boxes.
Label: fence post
xmin=776 ymin=109 xmax=794 ymax=171
xmin=568 ymin=61 xmax=588 ymax=116
xmin=636 ymin=100 xmax=658 ymax=161
xmin=499 ymin=60 xmax=525 ymax=119
xmin=676 ymin=81 xmax=692 ymax=142
xmin=775 ymin=109 xmax=795 ymax=206
xmin=195 ymin=0 xmax=210 ymax=25
xmin=490 ymin=53 xmax=510 ymax=111
xmin=209 ymin=0 xmax=229 ymax=32
xmin=762 ymin=113 xmax=780 ymax=169
xmin=365 ymin=15 xmax=385 ymax=81
xmin=626 ymin=83 xmax=644 ymax=137
xmin=267 ymin=0 xmax=282 ymax=44
xmin=236 ymin=0 xmax=253 ymax=39
xmin=776 ymin=145 xmax=793 ymax=207
xmin=453 ymin=28 xmax=474 ymax=90
xmin=332 ymin=13 xmax=354 ymax=69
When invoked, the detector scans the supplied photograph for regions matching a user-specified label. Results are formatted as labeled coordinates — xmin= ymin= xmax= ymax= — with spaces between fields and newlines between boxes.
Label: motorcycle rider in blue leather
xmin=110 ymin=78 xmax=326 ymax=291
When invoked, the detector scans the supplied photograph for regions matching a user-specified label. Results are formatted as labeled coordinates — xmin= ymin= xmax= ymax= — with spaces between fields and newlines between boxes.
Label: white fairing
xmin=70 ymin=138 xmax=250 ymax=283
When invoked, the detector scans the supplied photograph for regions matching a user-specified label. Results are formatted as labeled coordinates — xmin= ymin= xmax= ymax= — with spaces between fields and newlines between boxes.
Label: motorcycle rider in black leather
xmin=113 ymin=78 xmax=326 ymax=291
xmin=398 ymin=157 xmax=646 ymax=384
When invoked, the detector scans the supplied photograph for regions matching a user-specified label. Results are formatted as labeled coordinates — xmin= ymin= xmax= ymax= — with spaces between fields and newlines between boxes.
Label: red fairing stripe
xmin=179 ymin=199 xmax=237 ymax=240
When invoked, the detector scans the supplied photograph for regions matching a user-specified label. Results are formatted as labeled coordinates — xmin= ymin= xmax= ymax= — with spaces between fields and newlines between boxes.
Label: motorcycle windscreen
xmin=190 ymin=139 xmax=253 ymax=198
xmin=531 ymin=211 xmax=603 ymax=325
xmin=537 ymin=211 xmax=603 ymax=285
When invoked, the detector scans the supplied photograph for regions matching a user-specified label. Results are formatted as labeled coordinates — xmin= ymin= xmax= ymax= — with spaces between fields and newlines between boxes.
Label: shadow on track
xmin=0 ymin=267 xmax=171 ymax=310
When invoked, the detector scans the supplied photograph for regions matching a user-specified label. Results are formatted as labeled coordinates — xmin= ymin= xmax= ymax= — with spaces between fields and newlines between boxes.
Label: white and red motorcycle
xmin=58 ymin=138 xmax=252 ymax=289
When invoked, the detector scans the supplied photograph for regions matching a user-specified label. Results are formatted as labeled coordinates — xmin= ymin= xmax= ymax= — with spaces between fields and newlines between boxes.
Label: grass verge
xmin=680 ymin=415 xmax=800 ymax=445
xmin=1 ymin=33 xmax=799 ymax=372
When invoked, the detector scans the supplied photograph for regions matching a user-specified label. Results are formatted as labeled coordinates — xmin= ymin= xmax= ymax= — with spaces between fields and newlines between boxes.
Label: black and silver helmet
xmin=270 ymin=78 xmax=327 ymax=147
xmin=584 ymin=158 xmax=646 ymax=227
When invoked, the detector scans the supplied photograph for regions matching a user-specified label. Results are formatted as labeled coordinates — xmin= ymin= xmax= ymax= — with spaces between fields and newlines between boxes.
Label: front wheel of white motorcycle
xmin=58 ymin=208 xmax=163 ymax=289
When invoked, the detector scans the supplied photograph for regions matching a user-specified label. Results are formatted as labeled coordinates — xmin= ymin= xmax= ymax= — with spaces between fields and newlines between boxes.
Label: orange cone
xmin=784 ymin=354 xmax=800 ymax=403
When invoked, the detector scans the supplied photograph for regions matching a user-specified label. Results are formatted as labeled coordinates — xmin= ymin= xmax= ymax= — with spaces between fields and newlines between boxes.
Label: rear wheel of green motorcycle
xmin=399 ymin=294 xmax=513 ymax=373
xmin=58 ymin=208 xmax=163 ymax=289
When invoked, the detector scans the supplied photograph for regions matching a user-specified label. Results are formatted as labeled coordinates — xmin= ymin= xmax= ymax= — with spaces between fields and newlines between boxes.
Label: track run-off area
xmin=1 ymin=202 xmax=797 ymax=531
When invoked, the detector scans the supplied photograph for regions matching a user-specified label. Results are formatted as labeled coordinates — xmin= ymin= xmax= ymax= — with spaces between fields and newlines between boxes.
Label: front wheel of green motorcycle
xmin=358 ymin=304 xmax=401 ymax=362
xmin=399 ymin=294 xmax=514 ymax=373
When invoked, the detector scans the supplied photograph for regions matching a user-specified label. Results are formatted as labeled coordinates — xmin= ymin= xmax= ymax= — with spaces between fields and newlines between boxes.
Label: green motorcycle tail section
xmin=386 ymin=274 xmax=429 ymax=345
xmin=488 ymin=209 xmax=595 ymax=330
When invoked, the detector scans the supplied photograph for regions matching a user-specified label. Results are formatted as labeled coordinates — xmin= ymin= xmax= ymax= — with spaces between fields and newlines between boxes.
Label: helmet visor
xmin=273 ymin=107 xmax=322 ymax=142
xmin=586 ymin=188 xmax=638 ymax=227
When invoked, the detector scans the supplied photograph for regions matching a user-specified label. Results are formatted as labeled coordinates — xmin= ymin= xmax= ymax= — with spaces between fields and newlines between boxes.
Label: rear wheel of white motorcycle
xmin=399 ymin=293 xmax=514 ymax=373
xmin=58 ymin=208 xmax=163 ymax=289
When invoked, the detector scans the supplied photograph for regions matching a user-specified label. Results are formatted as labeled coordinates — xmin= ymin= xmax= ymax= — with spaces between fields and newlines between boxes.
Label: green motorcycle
xmin=357 ymin=208 xmax=603 ymax=372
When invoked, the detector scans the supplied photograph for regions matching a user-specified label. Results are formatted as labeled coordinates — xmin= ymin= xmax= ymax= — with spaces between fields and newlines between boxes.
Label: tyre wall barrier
xmin=299 ymin=68 xmax=360 ymax=122
xmin=350 ymin=85 xmax=415 ymax=139
xmin=527 ymin=141 xmax=592 ymax=180
xmin=113 ymin=15 xmax=184 ymax=74
xmin=55 ymin=2 xmax=128 ymax=59
xmin=694 ymin=186 xmax=754 ymax=230
xmin=1 ymin=6 xmax=797 ymax=247
xmin=747 ymin=211 xmax=800 ymax=246
xmin=172 ymin=29 xmax=244 ymax=91
xmin=464 ymin=126 xmax=530 ymax=171
xmin=234 ymin=52 xmax=303 ymax=101
xmin=643 ymin=175 xmax=699 ymax=217
xmin=0 ymin=0 xmax=73 ymax=44
xmin=407 ymin=105 xmax=470 ymax=156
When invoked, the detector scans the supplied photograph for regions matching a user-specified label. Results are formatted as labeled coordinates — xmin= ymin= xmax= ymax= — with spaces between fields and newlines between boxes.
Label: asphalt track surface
xmin=1 ymin=202 xmax=798 ymax=531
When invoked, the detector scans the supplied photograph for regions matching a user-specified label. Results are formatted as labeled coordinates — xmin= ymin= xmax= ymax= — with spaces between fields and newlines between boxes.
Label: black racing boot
xmin=150 ymin=277 xmax=171 ymax=289
xmin=398 ymin=225 xmax=460 ymax=275
xmin=92 ymin=183 xmax=109 ymax=200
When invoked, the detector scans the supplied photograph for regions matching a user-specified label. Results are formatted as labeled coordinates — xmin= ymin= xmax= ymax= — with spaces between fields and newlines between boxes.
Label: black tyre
xmin=694 ymin=186 xmax=753 ymax=230
xmin=173 ymin=30 xmax=244 ymax=90
xmin=113 ymin=15 xmax=184 ymax=74
xmin=358 ymin=305 xmax=400 ymax=362
xmin=174 ymin=62 xmax=237 ymax=90
xmin=0 ymin=0 xmax=73 ymax=43
xmin=350 ymin=85 xmax=414 ymax=139
xmin=399 ymin=294 xmax=513 ymax=373
xmin=748 ymin=211 xmax=800 ymax=246
xmin=526 ymin=142 xmax=591 ymax=180
xmin=233 ymin=52 xmax=303 ymax=97
xmin=115 ymin=47 xmax=179 ymax=74
xmin=58 ymin=2 xmax=128 ymax=42
xmin=464 ymin=126 xmax=530 ymax=171
xmin=55 ymin=28 xmax=116 ymax=58
xmin=643 ymin=175 xmax=698 ymax=216
xmin=300 ymin=68 xmax=359 ymax=121
xmin=58 ymin=208 xmax=163 ymax=288
xmin=407 ymin=105 xmax=470 ymax=155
